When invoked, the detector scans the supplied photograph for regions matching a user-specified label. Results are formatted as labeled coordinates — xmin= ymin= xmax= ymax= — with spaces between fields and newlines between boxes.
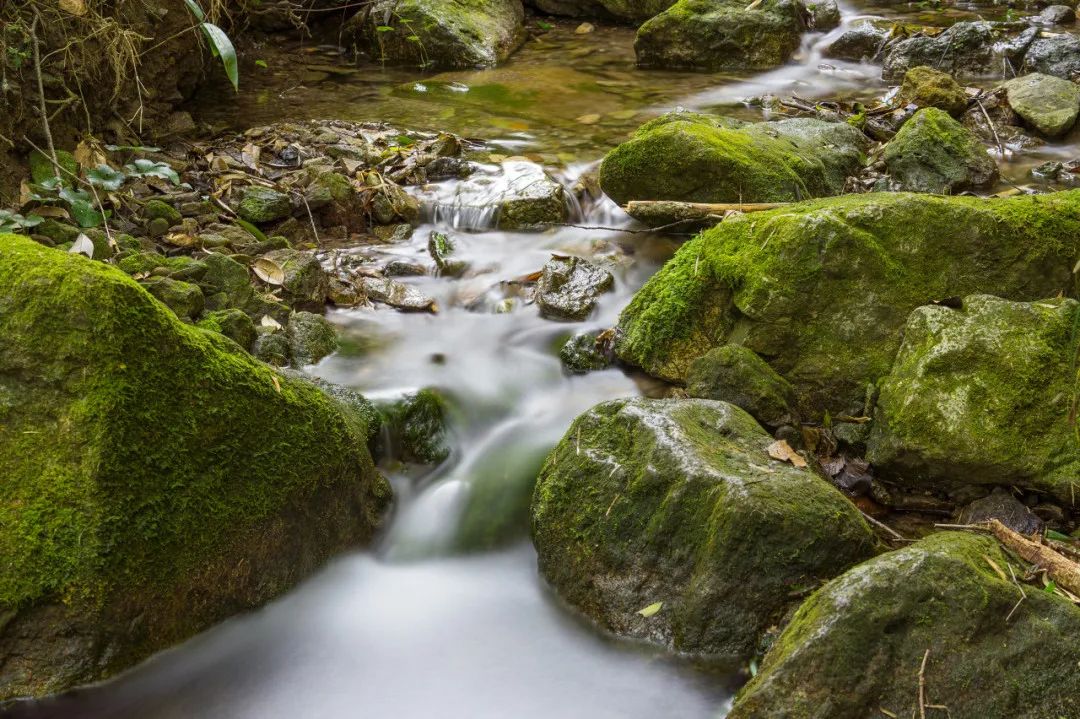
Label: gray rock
xmin=1035 ymin=5 xmax=1075 ymax=26
xmin=800 ymin=0 xmax=839 ymax=31
xmin=536 ymin=256 xmax=614 ymax=321
xmin=560 ymin=331 xmax=613 ymax=374
xmin=287 ymin=311 xmax=339 ymax=366
xmin=1024 ymin=33 xmax=1080 ymax=80
xmin=881 ymin=21 xmax=997 ymax=82
xmin=958 ymin=491 xmax=1044 ymax=535
xmin=1002 ymin=72 xmax=1080 ymax=137
xmin=496 ymin=161 xmax=569 ymax=230
xmin=823 ymin=23 xmax=887 ymax=62
xmin=357 ymin=276 xmax=437 ymax=312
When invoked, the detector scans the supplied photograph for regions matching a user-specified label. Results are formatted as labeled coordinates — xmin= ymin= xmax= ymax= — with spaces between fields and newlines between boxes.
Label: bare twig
xmin=28 ymin=8 xmax=57 ymax=170
xmin=918 ymin=649 xmax=929 ymax=719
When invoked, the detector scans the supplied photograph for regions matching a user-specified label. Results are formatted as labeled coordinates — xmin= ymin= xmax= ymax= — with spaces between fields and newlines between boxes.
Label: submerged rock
xmin=536 ymin=256 xmax=614 ymax=321
xmin=560 ymin=330 xmax=614 ymax=374
xmin=1002 ymin=72 xmax=1080 ymax=137
xmin=685 ymin=345 xmax=798 ymax=430
xmin=356 ymin=0 xmax=526 ymax=69
xmin=867 ymin=295 xmax=1080 ymax=505
xmin=897 ymin=66 xmax=969 ymax=117
xmin=729 ymin=532 xmax=1080 ymax=719
xmin=599 ymin=112 xmax=868 ymax=206
xmin=881 ymin=22 xmax=997 ymax=82
xmin=0 ymin=234 xmax=389 ymax=700
xmin=882 ymin=107 xmax=998 ymax=193
xmin=377 ymin=388 xmax=452 ymax=465
xmin=615 ymin=191 xmax=1080 ymax=417
xmin=531 ymin=397 xmax=878 ymax=658
xmin=635 ymin=0 xmax=804 ymax=71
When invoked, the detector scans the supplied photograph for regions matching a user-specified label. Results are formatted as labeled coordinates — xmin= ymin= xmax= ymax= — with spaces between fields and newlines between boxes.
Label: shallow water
xmin=8 ymin=1 xmax=1077 ymax=717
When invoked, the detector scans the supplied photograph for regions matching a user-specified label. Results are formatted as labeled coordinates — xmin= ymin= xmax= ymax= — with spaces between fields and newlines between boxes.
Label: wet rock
xmin=355 ymin=0 xmax=526 ymax=69
xmin=599 ymin=112 xmax=868 ymax=206
xmin=686 ymin=345 xmax=797 ymax=429
xmin=882 ymin=108 xmax=998 ymax=193
xmin=867 ymin=295 xmax=1080 ymax=504
xmin=377 ymin=388 xmax=451 ymax=465
xmin=1002 ymin=72 xmax=1080 ymax=137
xmin=287 ymin=311 xmax=338 ymax=366
xmin=1023 ymin=33 xmax=1080 ymax=80
xmin=958 ymin=491 xmax=1044 ymax=535
xmin=367 ymin=174 xmax=420 ymax=225
xmin=383 ymin=260 xmax=429 ymax=277
xmin=636 ymin=0 xmax=805 ymax=71
xmin=822 ymin=22 xmax=887 ymax=62
xmin=253 ymin=329 xmax=290 ymax=366
xmin=497 ymin=161 xmax=569 ymax=230
xmin=560 ymin=330 xmax=613 ymax=374
xmin=897 ymin=66 xmax=968 ymax=117
xmin=536 ymin=256 xmax=614 ymax=321
xmin=196 ymin=308 xmax=257 ymax=351
xmin=328 ymin=276 xmax=367 ymax=307
xmin=261 ymin=249 xmax=329 ymax=309
xmin=1036 ymin=5 xmax=1075 ymax=25
xmin=428 ymin=231 xmax=468 ymax=276
xmin=373 ymin=223 xmax=414 ymax=244
xmin=800 ymin=0 xmax=839 ymax=31
xmin=615 ymin=191 xmax=1080 ymax=417
xmin=141 ymin=199 xmax=182 ymax=226
xmin=141 ymin=277 xmax=205 ymax=320
xmin=0 ymin=234 xmax=389 ymax=700
xmin=357 ymin=276 xmax=437 ymax=312
xmin=881 ymin=21 xmax=997 ymax=83
xmin=237 ymin=186 xmax=292 ymax=224
xmin=728 ymin=532 xmax=1080 ymax=719
xmin=531 ymin=397 xmax=878 ymax=658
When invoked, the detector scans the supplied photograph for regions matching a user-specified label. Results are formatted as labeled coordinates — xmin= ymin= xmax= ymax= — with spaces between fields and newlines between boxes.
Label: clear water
xmin=6 ymin=2 xmax=1072 ymax=717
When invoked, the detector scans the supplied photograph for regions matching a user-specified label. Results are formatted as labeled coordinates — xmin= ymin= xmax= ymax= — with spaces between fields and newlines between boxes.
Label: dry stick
xmin=990 ymin=519 xmax=1080 ymax=596
xmin=860 ymin=509 xmax=908 ymax=544
xmin=917 ymin=649 xmax=929 ymax=719
xmin=1005 ymin=560 xmax=1027 ymax=623
xmin=28 ymin=9 xmax=58 ymax=169
xmin=975 ymin=97 xmax=1005 ymax=159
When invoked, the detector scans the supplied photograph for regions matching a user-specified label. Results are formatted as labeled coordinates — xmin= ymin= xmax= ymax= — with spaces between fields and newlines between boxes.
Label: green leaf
xmin=234 ymin=218 xmax=268 ymax=243
xmin=376 ymin=25 xmax=395 ymax=32
xmin=406 ymin=35 xmax=421 ymax=42
xmin=255 ymin=59 xmax=268 ymax=68
xmin=69 ymin=198 xmax=104 ymax=228
xmin=1045 ymin=581 xmax=1057 ymax=594
xmin=87 ymin=164 xmax=127 ymax=191
xmin=636 ymin=601 xmax=663 ymax=618
xmin=1046 ymin=529 xmax=1073 ymax=542
xmin=104 ymin=144 xmax=162 ymax=152
xmin=124 ymin=159 xmax=181 ymax=185
xmin=0 ymin=210 xmax=44 ymax=233
xmin=183 ymin=0 xmax=206 ymax=21
xmin=201 ymin=23 xmax=238 ymax=91
xmin=58 ymin=185 xmax=92 ymax=206
xmin=537 ymin=21 xmax=553 ymax=30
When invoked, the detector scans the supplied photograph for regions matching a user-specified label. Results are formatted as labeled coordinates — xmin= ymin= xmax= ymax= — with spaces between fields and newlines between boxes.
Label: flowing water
xmin=7 ymin=2 xmax=1075 ymax=717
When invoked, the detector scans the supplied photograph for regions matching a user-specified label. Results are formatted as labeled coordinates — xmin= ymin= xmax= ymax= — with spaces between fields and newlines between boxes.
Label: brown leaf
xmin=253 ymin=258 xmax=285 ymax=286
xmin=767 ymin=439 xmax=807 ymax=468
xmin=59 ymin=0 xmax=88 ymax=15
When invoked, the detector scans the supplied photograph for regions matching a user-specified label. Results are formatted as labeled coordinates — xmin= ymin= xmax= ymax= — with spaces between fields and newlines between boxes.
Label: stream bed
xmin=7 ymin=1 xmax=1075 ymax=716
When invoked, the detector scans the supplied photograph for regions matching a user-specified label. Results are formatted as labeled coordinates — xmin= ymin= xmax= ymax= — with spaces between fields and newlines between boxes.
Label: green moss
xmin=898 ymin=66 xmax=968 ymax=117
xmin=615 ymin=191 xmax=1080 ymax=417
xmin=531 ymin=397 xmax=878 ymax=659
xmin=377 ymin=388 xmax=452 ymax=465
xmin=0 ymin=234 xmax=388 ymax=695
xmin=197 ymin=308 xmax=257 ymax=350
xmin=883 ymin=107 xmax=998 ymax=192
xmin=686 ymin=345 xmax=797 ymax=428
xmin=730 ymin=532 xmax=1080 ymax=718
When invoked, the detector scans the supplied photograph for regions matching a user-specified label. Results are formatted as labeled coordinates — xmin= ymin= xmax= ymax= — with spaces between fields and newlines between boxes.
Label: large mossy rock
xmin=531 ymin=397 xmax=878 ymax=659
xmin=599 ymin=112 xmax=868 ymax=207
xmin=882 ymin=107 xmax=998 ymax=193
xmin=729 ymin=532 xmax=1080 ymax=719
xmin=359 ymin=0 xmax=525 ymax=69
xmin=867 ymin=295 xmax=1080 ymax=505
xmin=615 ymin=191 xmax=1080 ymax=417
xmin=635 ymin=0 xmax=804 ymax=71
xmin=0 ymin=235 xmax=390 ymax=700
xmin=1002 ymin=72 xmax=1080 ymax=138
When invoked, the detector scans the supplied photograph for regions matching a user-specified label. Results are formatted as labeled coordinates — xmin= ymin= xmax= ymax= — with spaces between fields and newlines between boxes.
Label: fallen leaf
xmin=575 ymin=22 xmax=595 ymax=33
xmin=241 ymin=143 xmax=262 ymax=171
xmin=637 ymin=601 xmax=663 ymax=618
xmin=32 ymin=206 xmax=70 ymax=219
xmin=164 ymin=232 xmax=199 ymax=248
xmin=983 ymin=555 xmax=1009 ymax=582
xmin=253 ymin=257 xmax=285 ymax=285
xmin=767 ymin=439 xmax=807 ymax=468
xmin=69 ymin=234 xmax=95 ymax=258
xmin=271 ymin=374 xmax=281 ymax=393
xmin=260 ymin=314 xmax=283 ymax=331
xmin=59 ymin=0 xmax=88 ymax=15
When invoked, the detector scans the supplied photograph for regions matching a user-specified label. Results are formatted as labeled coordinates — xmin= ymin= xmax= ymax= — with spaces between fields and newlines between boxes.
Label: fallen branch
xmin=624 ymin=200 xmax=789 ymax=228
xmin=989 ymin=519 xmax=1080 ymax=596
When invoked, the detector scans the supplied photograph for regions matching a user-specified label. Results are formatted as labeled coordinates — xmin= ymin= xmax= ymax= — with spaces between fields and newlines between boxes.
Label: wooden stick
xmin=918 ymin=649 xmax=929 ymax=719
xmin=625 ymin=200 xmax=788 ymax=221
xmin=989 ymin=520 xmax=1080 ymax=596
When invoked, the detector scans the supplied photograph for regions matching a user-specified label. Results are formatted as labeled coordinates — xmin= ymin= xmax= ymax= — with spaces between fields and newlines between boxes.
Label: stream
xmin=7 ymin=2 xmax=1072 ymax=717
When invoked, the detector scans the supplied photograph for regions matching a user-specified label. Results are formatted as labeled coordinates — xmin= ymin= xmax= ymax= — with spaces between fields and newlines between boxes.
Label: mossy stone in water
xmin=728 ymin=532 xmax=1080 ymax=719
xmin=197 ymin=308 xmax=257 ymax=351
xmin=560 ymin=331 xmax=612 ymax=374
xmin=1002 ymin=72 xmax=1080 ymax=138
xmin=0 ymin=234 xmax=388 ymax=700
xmin=615 ymin=191 xmax=1080 ymax=418
xmin=686 ymin=345 xmax=797 ymax=429
xmin=261 ymin=249 xmax=329 ymax=309
xmin=897 ymin=65 xmax=968 ymax=117
xmin=883 ymin=107 xmax=998 ymax=193
xmin=287 ymin=311 xmax=338 ymax=366
xmin=378 ymin=388 xmax=452 ymax=465
xmin=599 ymin=112 xmax=868 ymax=206
xmin=635 ymin=0 xmax=804 ymax=71
xmin=868 ymin=295 xmax=1080 ymax=505
xmin=531 ymin=397 xmax=878 ymax=659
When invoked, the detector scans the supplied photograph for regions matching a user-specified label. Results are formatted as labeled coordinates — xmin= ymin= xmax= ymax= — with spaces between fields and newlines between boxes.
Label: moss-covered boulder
xmin=615 ymin=191 xmax=1080 ymax=417
xmin=635 ymin=0 xmax=804 ymax=71
xmin=531 ymin=397 xmax=878 ymax=659
xmin=377 ymin=389 xmax=452 ymax=465
xmin=261 ymin=249 xmax=329 ymax=310
xmin=1002 ymin=72 xmax=1080 ymax=138
xmin=882 ymin=108 xmax=998 ymax=193
xmin=0 ymin=234 xmax=390 ymax=700
xmin=599 ymin=112 xmax=868 ymax=207
xmin=881 ymin=21 xmax=996 ymax=82
xmin=199 ymin=251 xmax=254 ymax=311
xmin=867 ymin=295 xmax=1080 ymax=505
xmin=359 ymin=0 xmax=525 ymax=69
xmin=729 ymin=532 xmax=1080 ymax=719
xmin=141 ymin=276 xmax=205 ymax=320
xmin=686 ymin=345 xmax=797 ymax=429
xmin=197 ymin=308 xmax=257 ymax=351
xmin=897 ymin=66 xmax=969 ymax=117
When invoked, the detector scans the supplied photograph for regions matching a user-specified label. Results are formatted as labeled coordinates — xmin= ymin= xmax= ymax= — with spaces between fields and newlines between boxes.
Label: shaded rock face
xmin=531 ymin=397 xmax=878 ymax=660
xmin=1003 ymin=72 xmax=1080 ymax=137
xmin=0 ymin=234 xmax=390 ymax=701
xmin=881 ymin=22 xmax=997 ymax=82
xmin=636 ymin=0 xmax=805 ymax=71
xmin=729 ymin=532 xmax=1080 ymax=719
xmin=599 ymin=112 xmax=868 ymax=206
xmin=357 ymin=0 xmax=526 ymax=69
xmin=882 ymin=107 xmax=998 ymax=193
xmin=536 ymin=256 xmax=614 ymax=321
xmin=867 ymin=295 xmax=1080 ymax=505
xmin=615 ymin=191 xmax=1080 ymax=418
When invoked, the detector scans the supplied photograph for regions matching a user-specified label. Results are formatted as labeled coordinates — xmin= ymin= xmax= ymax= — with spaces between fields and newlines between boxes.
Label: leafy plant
xmin=184 ymin=0 xmax=239 ymax=91
xmin=0 ymin=210 xmax=43 ymax=234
